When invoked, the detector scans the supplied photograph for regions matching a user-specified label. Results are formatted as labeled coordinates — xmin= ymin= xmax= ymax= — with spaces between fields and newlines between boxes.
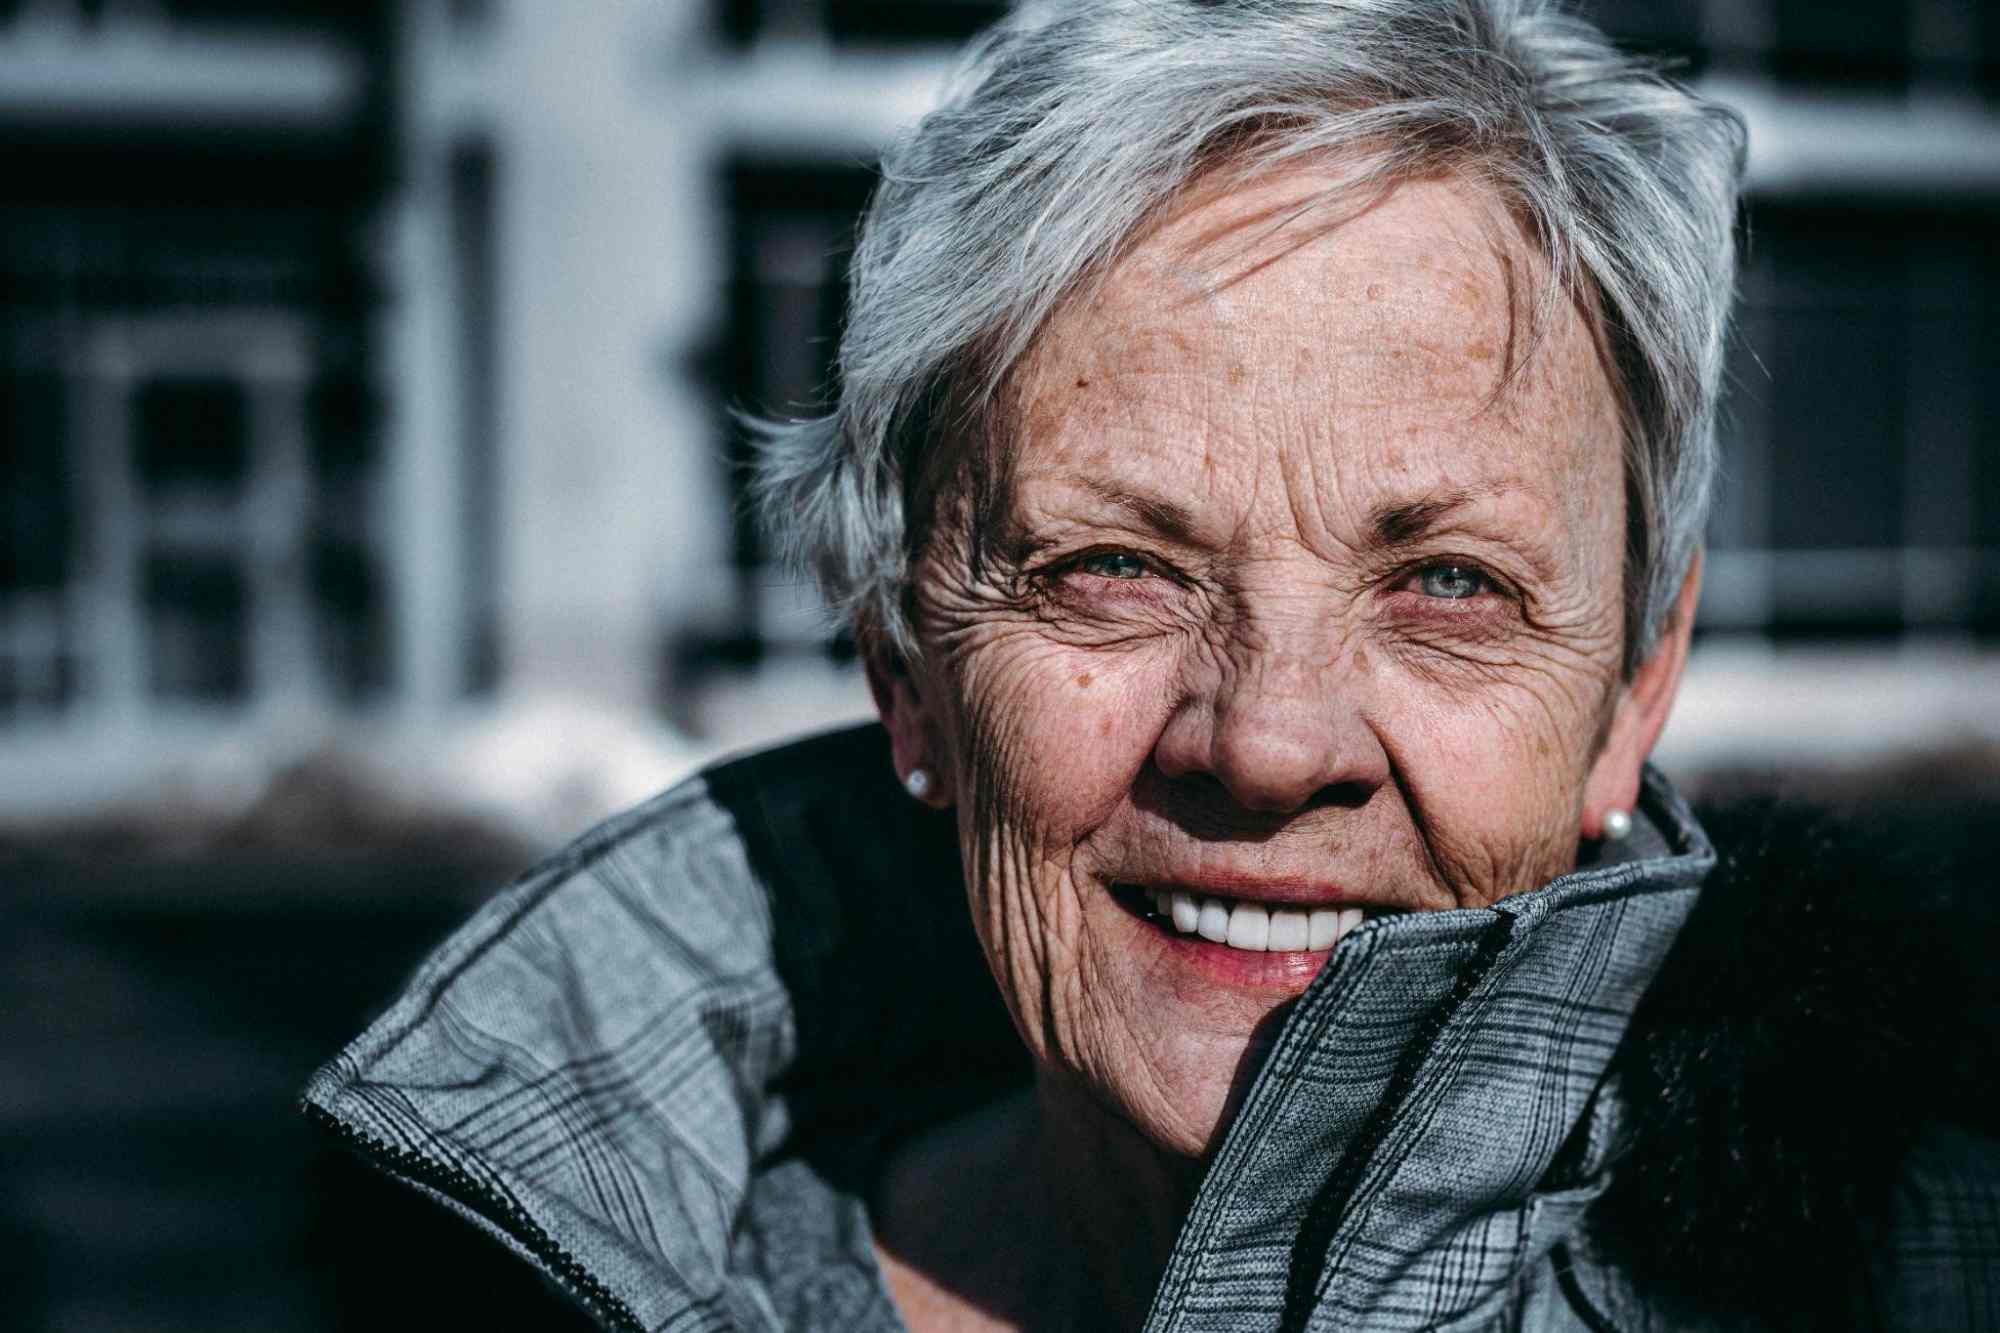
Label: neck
xmin=1029 ymin=1070 xmax=1203 ymax=1331
xmin=873 ymin=1074 xmax=1204 ymax=1332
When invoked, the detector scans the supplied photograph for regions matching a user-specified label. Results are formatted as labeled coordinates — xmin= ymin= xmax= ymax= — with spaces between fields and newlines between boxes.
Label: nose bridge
xmin=1198 ymin=601 xmax=1386 ymax=812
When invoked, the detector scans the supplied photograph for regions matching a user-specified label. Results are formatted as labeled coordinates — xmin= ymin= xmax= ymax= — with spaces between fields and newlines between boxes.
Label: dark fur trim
xmin=1588 ymin=798 xmax=1996 ymax=1330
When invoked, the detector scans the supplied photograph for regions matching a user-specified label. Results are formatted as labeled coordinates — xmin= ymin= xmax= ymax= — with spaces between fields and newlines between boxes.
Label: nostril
xmin=1133 ymin=764 xmax=1373 ymax=842
xmin=1313 ymin=778 xmax=1376 ymax=812
xmin=1148 ymin=683 xmax=1389 ymax=816
xmin=1229 ymin=780 xmax=1371 ymax=817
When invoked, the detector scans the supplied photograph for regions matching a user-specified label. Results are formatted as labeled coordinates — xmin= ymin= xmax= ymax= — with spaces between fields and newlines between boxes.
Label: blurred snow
xmin=1658 ymin=641 xmax=2000 ymax=779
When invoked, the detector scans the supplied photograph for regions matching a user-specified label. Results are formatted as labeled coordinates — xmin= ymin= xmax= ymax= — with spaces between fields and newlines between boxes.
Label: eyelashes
xmin=1038 ymin=546 xmax=1181 ymax=595
xmin=1071 ymin=550 xmax=1150 ymax=581
xmin=1041 ymin=547 xmax=1514 ymax=606
xmin=1029 ymin=553 xmax=1530 ymax=671
xmin=1395 ymin=561 xmax=1508 ymax=604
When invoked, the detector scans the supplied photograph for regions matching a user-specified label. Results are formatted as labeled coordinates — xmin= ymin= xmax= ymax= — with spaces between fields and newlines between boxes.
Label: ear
xmin=863 ymin=640 xmax=954 ymax=809
xmin=1581 ymin=550 xmax=1701 ymax=838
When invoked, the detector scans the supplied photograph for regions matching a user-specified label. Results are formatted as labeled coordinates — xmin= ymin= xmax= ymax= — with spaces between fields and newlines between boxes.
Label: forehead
xmin=1006 ymin=168 xmax=1622 ymax=530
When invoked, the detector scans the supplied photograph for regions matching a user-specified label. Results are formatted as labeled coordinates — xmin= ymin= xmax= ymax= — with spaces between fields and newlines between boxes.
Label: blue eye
xmin=1078 ymin=552 xmax=1148 ymax=580
xmin=1417 ymin=563 xmax=1486 ymax=599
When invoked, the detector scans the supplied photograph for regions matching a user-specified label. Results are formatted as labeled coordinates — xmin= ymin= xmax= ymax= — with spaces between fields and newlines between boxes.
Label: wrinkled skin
xmin=872 ymin=169 xmax=1696 ymax=1174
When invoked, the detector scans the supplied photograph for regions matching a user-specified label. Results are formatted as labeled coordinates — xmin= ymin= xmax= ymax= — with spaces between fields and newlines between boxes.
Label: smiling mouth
xmin=1113 ymin=884 xmax=1376 ymax=953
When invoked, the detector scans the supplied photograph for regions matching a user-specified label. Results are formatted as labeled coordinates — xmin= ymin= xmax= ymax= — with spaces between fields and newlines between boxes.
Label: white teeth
xmin=1144 ymin=886 xmax=1376 ymax=953
xmin=1225 ymin=901 xmax=1270 ymax=951
xmin=1196 ymin=898 xmax=1231 ymax=943
xmin=1267 ymin=908 xmax=1309 ymax=952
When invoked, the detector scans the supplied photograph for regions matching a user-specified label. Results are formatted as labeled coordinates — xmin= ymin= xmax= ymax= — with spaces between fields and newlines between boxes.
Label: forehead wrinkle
xmin=999 ymin=166 xmax=1622 ymax=580
xmin=1274 ymin=417 xmax=1581 ymax=586
xmin=1038 ymin=165 xmax=1587 ymax=407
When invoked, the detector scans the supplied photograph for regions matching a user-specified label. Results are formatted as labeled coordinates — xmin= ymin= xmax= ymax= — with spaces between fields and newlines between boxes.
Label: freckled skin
xmin=873 ymin=170 xmax=1696 ymax=1188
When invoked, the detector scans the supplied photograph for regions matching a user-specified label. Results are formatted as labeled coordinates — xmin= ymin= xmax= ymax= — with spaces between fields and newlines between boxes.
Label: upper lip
xmin=1115 ymin=870 xmax=1374 ymax=909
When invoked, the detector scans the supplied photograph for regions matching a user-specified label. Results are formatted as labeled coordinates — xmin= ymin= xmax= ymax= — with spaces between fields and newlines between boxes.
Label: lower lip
xmin=1113 ymin=888 xmax=1337 ymax=992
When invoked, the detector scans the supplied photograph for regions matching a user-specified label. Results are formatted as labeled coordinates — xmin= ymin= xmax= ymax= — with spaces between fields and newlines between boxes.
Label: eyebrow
xmin=1079 ymin=479 xmax=1206 ymax=544
xmin=1370 ymin=484 xmax=1519 ymax=546
xmin=1055 ymin=477 xmax=1529 ymax=555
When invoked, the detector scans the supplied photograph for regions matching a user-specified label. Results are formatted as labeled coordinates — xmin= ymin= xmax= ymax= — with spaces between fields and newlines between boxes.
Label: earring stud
xmin=903 ymin=768 xmax=932 ymax=800
xmin=1601 ymin=808 xmax=1633 ymax=842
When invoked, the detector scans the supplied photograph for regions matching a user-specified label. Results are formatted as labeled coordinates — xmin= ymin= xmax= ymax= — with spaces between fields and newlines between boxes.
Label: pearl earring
xmin=903 ymin=768 xmax=932 ymax=800
xmin=1601 ymin=808 xmax=1633 ymax=842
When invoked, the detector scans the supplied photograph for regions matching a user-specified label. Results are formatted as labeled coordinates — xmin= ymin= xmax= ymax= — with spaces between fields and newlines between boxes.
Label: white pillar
xmin=486 ymin=0 xmax=727 ymax=713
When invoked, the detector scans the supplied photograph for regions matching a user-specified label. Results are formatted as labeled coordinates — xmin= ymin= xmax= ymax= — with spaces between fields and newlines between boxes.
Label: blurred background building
xmin=1 ymin=1 xmax=1996 ymax=1329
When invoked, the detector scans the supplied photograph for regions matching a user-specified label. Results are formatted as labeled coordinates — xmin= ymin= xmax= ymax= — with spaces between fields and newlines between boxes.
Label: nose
xmin=1152 ymin=640 xmax=1389 ymax=814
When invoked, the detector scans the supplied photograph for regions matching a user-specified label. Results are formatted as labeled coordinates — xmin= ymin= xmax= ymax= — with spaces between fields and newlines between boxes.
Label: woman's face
xmin=876 ymin=170 xmax=1692 ymax=1157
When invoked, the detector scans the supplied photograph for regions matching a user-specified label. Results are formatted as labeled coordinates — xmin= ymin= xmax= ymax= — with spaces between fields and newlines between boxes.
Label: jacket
xmin=303 ymin=723 xmax=2000 ymax=1330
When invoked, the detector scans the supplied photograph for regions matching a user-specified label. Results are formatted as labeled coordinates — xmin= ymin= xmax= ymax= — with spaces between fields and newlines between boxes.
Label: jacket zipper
xmin=303 ymin=1099 xmax=649 ymax=1333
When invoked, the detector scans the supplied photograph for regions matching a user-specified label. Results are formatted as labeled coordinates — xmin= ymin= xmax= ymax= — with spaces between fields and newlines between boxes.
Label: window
xmin=0 ymin=205 xmax=389 ymax=725
xmin=696 ymin=157 xmax=877 ymax=672
xmin=0 ymin=367 xmax=78 ymax=720
xmin=102 ymin=315 xmax=386 ymax=710
xmin=1703 ymin=201 xmax=2000 ymax=641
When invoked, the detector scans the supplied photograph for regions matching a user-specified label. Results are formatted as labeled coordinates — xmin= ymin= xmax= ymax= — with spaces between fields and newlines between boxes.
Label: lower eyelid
xmin=1386 ymin=581 xmax=1515 ymax=616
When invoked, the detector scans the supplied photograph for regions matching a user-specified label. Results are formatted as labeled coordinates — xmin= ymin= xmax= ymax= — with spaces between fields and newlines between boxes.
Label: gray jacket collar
xmin=303 ymin=723 xmax=1713 ymax=1331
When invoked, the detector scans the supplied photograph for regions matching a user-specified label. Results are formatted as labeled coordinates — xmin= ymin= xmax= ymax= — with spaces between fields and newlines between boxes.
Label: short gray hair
xmin=750 ymin=0 xmax=1745 ymax=670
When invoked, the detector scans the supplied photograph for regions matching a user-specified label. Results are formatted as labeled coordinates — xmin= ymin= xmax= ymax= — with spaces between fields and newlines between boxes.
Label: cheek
xmin=1385 ymin=663 xmax=1612 ymax=896
xmin=929 ymin=626 xmax=1191 ymax=1079
xmin=942 ymin=628 xmax=1180 ymax=841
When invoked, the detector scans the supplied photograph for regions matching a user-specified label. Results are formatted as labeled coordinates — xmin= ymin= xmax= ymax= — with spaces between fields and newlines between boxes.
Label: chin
xmin=1140 ymin=1043 xmax=1282 ymax=1159
xmin=1087 ymin=992 xmax=1302 ymax=1161
xmin=1048 ymin=882 xmax=1342 ymax=1156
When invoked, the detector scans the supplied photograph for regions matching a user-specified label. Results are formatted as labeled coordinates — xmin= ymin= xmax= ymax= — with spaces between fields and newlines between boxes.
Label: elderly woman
xmin=307 ymin=1 xmax=1998 ymax=1329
